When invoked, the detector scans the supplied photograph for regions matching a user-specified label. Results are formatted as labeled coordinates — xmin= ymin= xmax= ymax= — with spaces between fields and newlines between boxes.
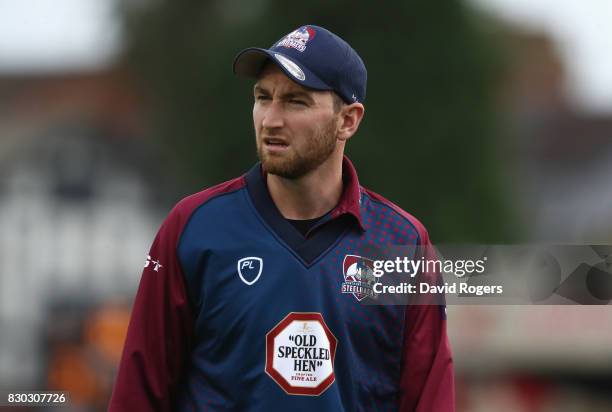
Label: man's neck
xmin=266 ymin=156 xmax=344 ymax=220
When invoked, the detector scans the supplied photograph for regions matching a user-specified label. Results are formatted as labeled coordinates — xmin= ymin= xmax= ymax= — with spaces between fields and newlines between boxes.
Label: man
xmin=109 ymin=25 xmax=454 ymax=411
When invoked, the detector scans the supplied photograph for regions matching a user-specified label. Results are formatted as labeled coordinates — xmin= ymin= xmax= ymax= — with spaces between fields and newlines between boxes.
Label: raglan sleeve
xmin=108 ymin=207 xmax=195 ymax=412
xmin=398 ymin=229 xmax=455 ymax=412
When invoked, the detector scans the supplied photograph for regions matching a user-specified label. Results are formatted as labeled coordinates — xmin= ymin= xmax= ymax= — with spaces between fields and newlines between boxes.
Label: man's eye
xmin=289 ymin=100 xmax=306 ymax=105
xmin=255 ymin=95 xmax=270 ymax=101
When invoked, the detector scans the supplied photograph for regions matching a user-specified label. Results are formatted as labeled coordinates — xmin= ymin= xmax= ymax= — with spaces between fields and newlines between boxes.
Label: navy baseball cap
xmin=233 ymin=25 xmax=367 ymax=104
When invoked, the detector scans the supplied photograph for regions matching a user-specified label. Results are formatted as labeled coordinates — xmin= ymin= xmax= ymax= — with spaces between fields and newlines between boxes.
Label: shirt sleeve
xmin=398 ymin=234 xmax=455 ymax=412
xmin=108 ymin=209 xmax=195 ymax=412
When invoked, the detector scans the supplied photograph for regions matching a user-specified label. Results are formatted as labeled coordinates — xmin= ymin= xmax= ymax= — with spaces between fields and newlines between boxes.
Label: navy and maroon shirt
xmin=109 ymin=156 xmax=454 ymax=412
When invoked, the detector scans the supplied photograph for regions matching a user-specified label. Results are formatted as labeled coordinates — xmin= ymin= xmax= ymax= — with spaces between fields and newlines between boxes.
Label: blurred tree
xmin=119 ymin=0 xmax=515 ymax=241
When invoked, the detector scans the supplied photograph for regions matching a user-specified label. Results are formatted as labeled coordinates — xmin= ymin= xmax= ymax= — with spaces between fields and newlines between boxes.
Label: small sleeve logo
xmin=144 ymin=255 xmax=163 ymax=272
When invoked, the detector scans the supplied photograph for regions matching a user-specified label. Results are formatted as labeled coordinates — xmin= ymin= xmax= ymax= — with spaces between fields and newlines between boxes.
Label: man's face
xmin=253 ymin=64 xmax=340 ymax=179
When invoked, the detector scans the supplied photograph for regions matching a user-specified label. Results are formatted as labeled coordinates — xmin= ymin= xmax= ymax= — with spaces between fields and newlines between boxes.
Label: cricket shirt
xmin=109 ymin=156 xmax=454 ymax=412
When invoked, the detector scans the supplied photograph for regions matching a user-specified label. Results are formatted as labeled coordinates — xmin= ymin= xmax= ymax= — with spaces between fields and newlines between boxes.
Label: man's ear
xmin=337 ymin=103 xmax=365 ymax=141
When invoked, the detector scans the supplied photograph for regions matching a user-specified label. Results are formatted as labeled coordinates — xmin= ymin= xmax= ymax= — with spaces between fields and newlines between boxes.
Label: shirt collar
xmin=330 ymin=155 xmax=365 ymax=231
xmin=253 ymin=155 xmax=365 ymax=231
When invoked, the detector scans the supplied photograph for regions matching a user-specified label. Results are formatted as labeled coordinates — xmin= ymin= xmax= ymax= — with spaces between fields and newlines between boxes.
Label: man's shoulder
xmin=360 ymin=186 xmax=431 ymax=244
xmin=162 ymin=175 xmax=247 ymax=230
xmin=174 ymin=175 xmax=246 ymax=215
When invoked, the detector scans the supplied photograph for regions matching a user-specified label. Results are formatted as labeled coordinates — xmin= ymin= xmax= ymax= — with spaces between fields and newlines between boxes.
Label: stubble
xmin=256 ymin=118 xmax=338 ymax=179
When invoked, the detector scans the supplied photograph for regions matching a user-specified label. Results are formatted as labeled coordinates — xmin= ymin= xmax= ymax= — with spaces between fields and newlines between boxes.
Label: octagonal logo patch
xmin=265 ymin=312 xmax=338 ymax=396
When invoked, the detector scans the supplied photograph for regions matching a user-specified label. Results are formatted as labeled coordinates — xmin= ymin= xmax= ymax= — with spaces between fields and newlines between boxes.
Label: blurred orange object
xmin=83 ymin=300 xmax=131 ymax=364
xmin=47 ymin=344 xmax=100 ymax=406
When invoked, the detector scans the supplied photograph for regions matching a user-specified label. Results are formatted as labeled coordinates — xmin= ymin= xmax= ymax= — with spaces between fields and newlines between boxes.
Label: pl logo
xmin=237 ymin=257 xmax=263 ymax=285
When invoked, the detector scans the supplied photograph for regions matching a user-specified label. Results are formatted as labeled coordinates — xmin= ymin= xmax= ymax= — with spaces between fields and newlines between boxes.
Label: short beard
xmin=257 ymin=118 xmax=338 ymax=179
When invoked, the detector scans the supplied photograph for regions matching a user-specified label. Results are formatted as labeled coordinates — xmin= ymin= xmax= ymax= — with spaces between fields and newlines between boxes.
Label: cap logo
xmin=274 ymin=53 xmax=306 ymax=81
xmin=276 ymin=26 xmax=316 ymax=52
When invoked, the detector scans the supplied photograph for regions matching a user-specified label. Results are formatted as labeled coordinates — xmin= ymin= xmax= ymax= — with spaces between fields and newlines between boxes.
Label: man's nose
xmin=261 ymin=101 xmax=284 ymax=129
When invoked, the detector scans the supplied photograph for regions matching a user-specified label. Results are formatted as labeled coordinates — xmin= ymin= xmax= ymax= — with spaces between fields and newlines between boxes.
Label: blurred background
xmin=0 ymin=0 xmax=611 ymax=411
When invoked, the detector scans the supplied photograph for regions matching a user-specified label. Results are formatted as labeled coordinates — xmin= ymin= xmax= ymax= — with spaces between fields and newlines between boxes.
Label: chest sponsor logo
xmin=237 ymin=257 xmax=263 ymax=285
xmin=341 ymin=254 xmax=377 ymax=301
xmin=265 ymin=312 xmax=337 ymax=396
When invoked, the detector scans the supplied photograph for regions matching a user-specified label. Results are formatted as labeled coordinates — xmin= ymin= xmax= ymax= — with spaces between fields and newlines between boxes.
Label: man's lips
xmin=263 ymin=137 xmax=289 ymax=148
xmin=263 ymin=137 xmax=288 ymax=145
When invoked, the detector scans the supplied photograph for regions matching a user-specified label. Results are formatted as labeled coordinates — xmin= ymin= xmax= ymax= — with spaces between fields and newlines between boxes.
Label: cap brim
xmin=233 ymin=48 xmax=332 ymax=92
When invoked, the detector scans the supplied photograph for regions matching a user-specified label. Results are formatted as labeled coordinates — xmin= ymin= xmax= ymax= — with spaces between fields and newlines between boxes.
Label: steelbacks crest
xmin=341 ymin=255 xmax=377 ymax=301
xmin=276 ymin=26 xmax=316 ymax=52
